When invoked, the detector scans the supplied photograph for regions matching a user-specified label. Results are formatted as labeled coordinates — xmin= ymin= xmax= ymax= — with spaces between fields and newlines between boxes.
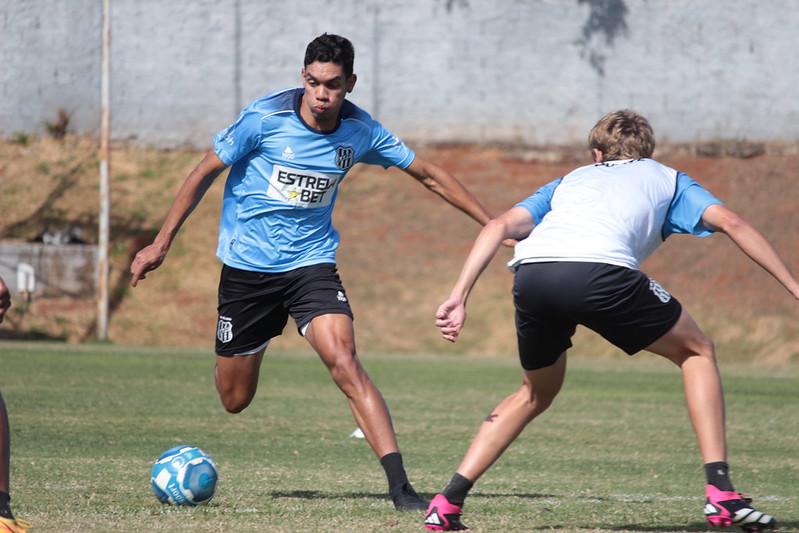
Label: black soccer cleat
xmin=390 ymin=482 xmax=429 ymax=512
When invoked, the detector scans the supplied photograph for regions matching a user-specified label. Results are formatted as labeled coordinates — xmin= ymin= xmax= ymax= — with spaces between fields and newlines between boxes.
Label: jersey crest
xmin=335 ymin=145 xmax=355 ymax=170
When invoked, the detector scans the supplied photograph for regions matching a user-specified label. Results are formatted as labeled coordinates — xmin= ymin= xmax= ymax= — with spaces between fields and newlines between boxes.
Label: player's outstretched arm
xmin=701 ymin=203 xmax=799 ymax=300
xmin=402 ymin=155 xmax=493 ymax=226
xmin=436 ymin=207 xmax=534 ymax=342
xmin=130 ymin=150 xmax=228 ymax=287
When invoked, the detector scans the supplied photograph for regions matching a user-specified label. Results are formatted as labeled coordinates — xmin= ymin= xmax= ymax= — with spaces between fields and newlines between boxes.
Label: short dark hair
xmin=304 ymin=34 xmax=355 ymax=78
xmin=588 ymin=109 xmax=656 ymax=160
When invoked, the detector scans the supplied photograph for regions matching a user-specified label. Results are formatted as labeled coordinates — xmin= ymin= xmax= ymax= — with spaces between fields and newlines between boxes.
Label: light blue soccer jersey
xmin=213 ymin=88 xmax=415 ymax=272
xmin=511 ymin=158 xmax=722 ymax=271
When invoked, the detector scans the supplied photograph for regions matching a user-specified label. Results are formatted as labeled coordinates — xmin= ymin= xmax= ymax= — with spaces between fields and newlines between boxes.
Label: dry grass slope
xmin=1 ymin=136 xmax=797 ymax=362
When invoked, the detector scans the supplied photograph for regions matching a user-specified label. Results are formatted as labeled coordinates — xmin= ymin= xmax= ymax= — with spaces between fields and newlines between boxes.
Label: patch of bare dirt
xmin=1 ymin=137 xmax=797 ymax=362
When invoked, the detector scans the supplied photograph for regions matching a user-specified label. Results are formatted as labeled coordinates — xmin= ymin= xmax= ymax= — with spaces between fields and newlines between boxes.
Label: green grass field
xmin=1 ymin=342 xmax=796 ymax=532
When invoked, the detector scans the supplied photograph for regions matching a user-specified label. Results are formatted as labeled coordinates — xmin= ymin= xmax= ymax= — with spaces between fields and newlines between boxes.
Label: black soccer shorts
xmin=512 ymin=261 xmax=683 ymax=370
xmin=215 ymin=263 xmax=353 ymax=356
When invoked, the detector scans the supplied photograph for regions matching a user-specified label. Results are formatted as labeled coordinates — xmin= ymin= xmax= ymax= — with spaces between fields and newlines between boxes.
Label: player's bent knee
xmin=220 ymin=396 xmax=251 ymax=414
xmin=329 ymin=362 xmax=371 ymax=398
xmin=700 ymin=333 xmax=715 ymax=355
xmin=218 ymin=388 xmax=255 ymax=414
xmin=528 ymin=391 xmax=557 ymax=418
xmin=517 ymin=382 xmax=559 ymax=419
xmin=671 ymin=334 xmax=717 ymax=367
xmin=685 ymin=331 xmax=715 ymax=358
xmin=324 ymin=350 xmax=362 ymax=377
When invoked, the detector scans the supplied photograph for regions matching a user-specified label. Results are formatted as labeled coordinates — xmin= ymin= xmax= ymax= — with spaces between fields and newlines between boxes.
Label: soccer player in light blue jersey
xmin=425 ymin=110 xmax=798 ymax=531
xmin=130 ymin=34 xmax=495 ymax=511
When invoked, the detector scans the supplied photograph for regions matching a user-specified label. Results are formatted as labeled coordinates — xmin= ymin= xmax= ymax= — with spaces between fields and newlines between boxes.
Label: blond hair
xmin=588 ymin=109 xmax=655 ymax=161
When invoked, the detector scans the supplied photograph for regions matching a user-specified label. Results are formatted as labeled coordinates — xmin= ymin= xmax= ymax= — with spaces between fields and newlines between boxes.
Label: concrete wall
xmin=0 ymin=243 xmax=98 ymax=299
xmin=2 ymin=0 xmax=798 ymax=148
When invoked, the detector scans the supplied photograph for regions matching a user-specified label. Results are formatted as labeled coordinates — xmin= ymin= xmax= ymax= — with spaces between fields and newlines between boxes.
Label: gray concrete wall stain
xmin=2 ymin=0 xmax=798 ymax=148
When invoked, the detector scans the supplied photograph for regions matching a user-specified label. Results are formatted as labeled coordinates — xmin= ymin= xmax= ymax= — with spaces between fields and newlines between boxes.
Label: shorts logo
xmin=217 ymin=315 xmax=233 ymax=343
xmin=337 ymin=290 xmax=347 ymax=302
xmin=648 ymin=279 xmax=672 ymax=303
xmin=335 ymin=146 xmax=354 ymax=170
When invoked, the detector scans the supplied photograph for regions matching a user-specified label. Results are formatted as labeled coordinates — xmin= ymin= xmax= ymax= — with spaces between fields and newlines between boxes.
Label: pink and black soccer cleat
xmin=424 ymin=494 xmax=468 ymax=531
xmin=704 ymin=485 xmax=776 ymax=531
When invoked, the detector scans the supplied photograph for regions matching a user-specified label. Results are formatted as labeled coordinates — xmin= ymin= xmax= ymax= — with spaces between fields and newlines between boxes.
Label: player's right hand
xmin=130 ymin=243 xmax=168 ymax=287
xmin=435 ymin=298 xmax=466 ymax=342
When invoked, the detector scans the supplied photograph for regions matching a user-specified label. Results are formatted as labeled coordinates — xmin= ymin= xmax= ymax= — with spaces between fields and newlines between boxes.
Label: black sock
xmin=442 ymin=473 xmax=473 ymax=507
xmin=704 ymin=461 xmax=735 ymax=492
xmin=0 ymin=491 xmax=12 ymax=519
xmin=380 ymin=452 xmax=410 ymax=491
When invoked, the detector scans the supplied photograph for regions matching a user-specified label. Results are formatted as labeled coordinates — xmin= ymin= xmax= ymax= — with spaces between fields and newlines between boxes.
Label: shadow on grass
xmin=474 ymin=493 xmax=787 ymax=532
xmin=608 ymin=524 xmax=716 ymax=532
xmin=270 ymin=490 xmax=794 ymax=533
xmin=0 ymin=329 xmax=67 ymax=341
xmin=520 ymin=522 xmax=712 ymax=533
xmin=607 ymin=523 xmax=795 ymax=533
xmin=271 ymin=490 xmax=387 ymax=501
xmin=270 ymin=490 xmax=579 ymax=503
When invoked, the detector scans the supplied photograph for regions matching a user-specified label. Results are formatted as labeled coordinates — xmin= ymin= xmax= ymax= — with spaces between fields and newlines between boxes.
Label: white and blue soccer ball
xmin=151 ymin=445 xmax=218 ymax=506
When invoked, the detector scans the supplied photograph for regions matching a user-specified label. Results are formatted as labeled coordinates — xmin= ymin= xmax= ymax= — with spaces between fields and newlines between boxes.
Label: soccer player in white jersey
xmin=130 ymin=33 xmax=496 ymax=511
xmin=425 ymin=110 xmax=798 ymax=531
